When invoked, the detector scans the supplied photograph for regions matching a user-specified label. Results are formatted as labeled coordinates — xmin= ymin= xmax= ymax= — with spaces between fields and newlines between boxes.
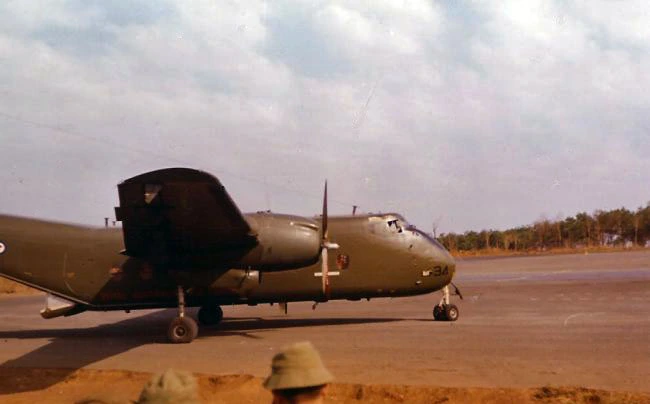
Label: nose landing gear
xmin=433 ymin=302 xmax=459 ymax=321
xmin=433 ymin=284 xmax=461 ymax=322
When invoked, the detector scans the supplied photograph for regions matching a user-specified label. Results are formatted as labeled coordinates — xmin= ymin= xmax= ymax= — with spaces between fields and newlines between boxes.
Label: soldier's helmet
xmin=136 ymin=369 xmax=200 ymax=404
xmin=263 ymin=341 xmax=334 ymax=390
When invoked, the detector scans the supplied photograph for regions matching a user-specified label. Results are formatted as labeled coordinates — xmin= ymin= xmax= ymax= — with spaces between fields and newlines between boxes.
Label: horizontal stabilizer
xmin=40 ymin=294 xmax=86 ymax=319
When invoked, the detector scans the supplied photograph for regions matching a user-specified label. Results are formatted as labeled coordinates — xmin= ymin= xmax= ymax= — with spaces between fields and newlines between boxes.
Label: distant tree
xmin=554 ymin=221 xmax=561 ymax=247
xmin=503 ymin=230 xmax=515 ymax=250
xmin=533 ymin=216 xmax=551 ymax=249
xmin=564 ymin=215 xmax=578 ymax=247
xmin=481 ymin=230 xmax=491 ymax=249
xmin=574 ymin=212 xmax=593 ymax=247
xmin=634 ymin=212 xmax=640 ymax=246
xmin=440 ymin=202 xmax=649 ymax=254
xmin=594 ymin=210 xmax=606 ymax=246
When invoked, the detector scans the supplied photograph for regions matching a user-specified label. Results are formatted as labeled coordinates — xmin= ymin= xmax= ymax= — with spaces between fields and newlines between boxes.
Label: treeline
xmin=438 ymin=204 xmax=650 ymax=253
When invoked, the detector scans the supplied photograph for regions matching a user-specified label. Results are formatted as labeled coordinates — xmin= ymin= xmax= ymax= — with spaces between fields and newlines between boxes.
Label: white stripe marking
xmin=563 ymin=312 xmax=606 ymax=326
xmin=496 ymin=276 xmax=529 ymax=282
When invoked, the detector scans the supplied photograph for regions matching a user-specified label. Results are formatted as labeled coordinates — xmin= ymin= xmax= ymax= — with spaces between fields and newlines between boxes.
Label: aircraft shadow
xmin=0 ymin=310 xmax=404 ymax=394
xmin=211 ymin=316 xmax=404 ymax=335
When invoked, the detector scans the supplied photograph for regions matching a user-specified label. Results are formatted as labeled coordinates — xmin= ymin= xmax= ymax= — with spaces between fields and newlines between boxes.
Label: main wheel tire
xmin=445 ymin=304 xmax=459 ymax=322
xmin=198 ymin=305 xmax=224 ymax=326
xmin=168 ymin=316 xmax=198 ymax=343
xmin=433 ymin=305 xmax=445 ymax=321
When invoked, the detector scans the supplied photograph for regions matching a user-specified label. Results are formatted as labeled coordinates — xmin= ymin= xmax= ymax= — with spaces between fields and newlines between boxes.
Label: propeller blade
xmin=321 ymin=247 xmax=330 ymax=299
xmin=319 ymin=180 xmax=334 ymax=301
xmin=322 ymin=181 xmax=328 ymax=239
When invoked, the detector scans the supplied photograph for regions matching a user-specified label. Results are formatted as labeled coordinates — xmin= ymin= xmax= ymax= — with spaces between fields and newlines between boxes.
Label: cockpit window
xmin=368 ymin=214 xmax=410 ymax=236
xmin=431 ymin=238 xmax=446 ymax=250
xmin=387 ymin=219 xmax=403 ymax=233
xmin=414 ymin=228 xmax=446 ymax=250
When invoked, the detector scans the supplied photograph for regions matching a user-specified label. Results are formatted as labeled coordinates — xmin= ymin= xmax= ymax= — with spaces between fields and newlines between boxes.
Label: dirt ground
xmin=0 ymin=278 xmax=41 ymax=295
xmin=1 ymin=250 xmax=650 ymax=402
xmin=1 ymin=368 xmax=648 ymax=404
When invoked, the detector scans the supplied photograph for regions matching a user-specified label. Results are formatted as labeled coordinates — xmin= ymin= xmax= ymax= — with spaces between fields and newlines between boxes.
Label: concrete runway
xmin=1 ymin=251 xmax=649 ymax=394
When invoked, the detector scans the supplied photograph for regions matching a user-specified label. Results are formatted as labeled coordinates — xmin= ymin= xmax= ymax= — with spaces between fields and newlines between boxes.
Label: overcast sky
xmin=1 ymin=1 xmax=649 ymax=233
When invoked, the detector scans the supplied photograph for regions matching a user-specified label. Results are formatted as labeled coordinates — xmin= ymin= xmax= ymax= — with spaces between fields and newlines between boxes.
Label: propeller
xmin=320 ymin=181 xmax=339 ymax=300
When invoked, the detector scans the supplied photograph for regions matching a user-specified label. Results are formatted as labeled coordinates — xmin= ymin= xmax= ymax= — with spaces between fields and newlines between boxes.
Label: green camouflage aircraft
xmin=0 ymin=168 xmax=460 ymax=343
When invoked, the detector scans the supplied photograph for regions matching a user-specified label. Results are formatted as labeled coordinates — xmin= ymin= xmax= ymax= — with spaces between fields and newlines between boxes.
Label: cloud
xmin=0 ymin=1 xmax=649 ymax=233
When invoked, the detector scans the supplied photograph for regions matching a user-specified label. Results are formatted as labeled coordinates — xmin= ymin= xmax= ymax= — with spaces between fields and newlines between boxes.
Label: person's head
xmin=135 ymin=369 xmax=200 ymax=404
xmin=263 ymin=341 xmax=334 ymax=404
xmin=270 ymin=384 xmax=328 ymax=404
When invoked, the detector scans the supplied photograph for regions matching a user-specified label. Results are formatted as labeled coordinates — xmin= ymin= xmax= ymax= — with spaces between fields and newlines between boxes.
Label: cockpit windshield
xmin=368 ymin=214 xmax=410 ymax=235
xmin=384 ymin=214 xmax=409 ymax=234
xmin=387 ymin=218 xmax=403 ymax=233
xmin=412 ymin=227 xmax=447 ymax=250
xmin=367 ymin=214 xmax=447 ymax=251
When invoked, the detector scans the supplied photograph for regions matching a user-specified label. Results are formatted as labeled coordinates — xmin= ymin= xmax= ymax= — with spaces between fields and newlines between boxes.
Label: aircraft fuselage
xmin=0 ymin=212 xmax=455 ymax=311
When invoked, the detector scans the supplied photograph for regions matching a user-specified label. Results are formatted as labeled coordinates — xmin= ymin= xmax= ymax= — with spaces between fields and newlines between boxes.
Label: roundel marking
xmin=0 ymin=242 xmax=6 ymax=255
xmin=336 ymin=254 xmax=350 ymax=270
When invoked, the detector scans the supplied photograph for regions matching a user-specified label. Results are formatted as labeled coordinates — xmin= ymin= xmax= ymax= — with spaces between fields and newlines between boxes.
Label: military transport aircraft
xmin=0 ymin=168 xmax=459 ymax=343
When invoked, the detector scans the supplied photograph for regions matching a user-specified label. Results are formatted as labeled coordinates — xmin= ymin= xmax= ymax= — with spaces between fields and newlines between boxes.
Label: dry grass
xmin=0 ymin=278 xmax=40 ymax=295
xmin=1 ymin=368 xmax=649 ymax=404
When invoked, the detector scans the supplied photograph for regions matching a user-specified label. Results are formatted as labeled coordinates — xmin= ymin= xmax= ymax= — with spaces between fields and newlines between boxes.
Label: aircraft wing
xmin=115 ymin=168 xmax=257 ymax=258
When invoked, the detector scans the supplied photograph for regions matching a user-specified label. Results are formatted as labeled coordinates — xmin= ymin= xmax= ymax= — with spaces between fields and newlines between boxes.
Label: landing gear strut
xmin=198 ymin=304 xmax=223 ymax=326
xmin=168 ymin=286 xmax=198 ymax=343
xmin=433 ymin=285 xmax=459 ymax=322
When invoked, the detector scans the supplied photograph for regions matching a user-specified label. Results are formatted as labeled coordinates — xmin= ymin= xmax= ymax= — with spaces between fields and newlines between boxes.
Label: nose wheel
xmin=433 ymin=303 xmax=459 ymax=321
xmin=432 ymin=285 xmax=460 ymax=322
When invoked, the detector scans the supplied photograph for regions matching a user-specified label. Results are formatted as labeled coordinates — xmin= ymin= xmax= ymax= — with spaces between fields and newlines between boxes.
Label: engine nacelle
xmin=239 ymin=213 xmax=321 ymax=271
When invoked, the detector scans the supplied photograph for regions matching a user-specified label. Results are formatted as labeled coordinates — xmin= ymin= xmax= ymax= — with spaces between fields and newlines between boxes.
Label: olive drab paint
xmin=0 ymin=168 xmax=458 ymax=342
xmin=0 ymin=213 xmax=455 ymax=306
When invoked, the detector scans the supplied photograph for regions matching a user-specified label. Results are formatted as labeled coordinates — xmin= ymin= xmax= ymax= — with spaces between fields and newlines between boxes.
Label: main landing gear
xmin=168 ymin=286 xmax=199 ymax=343
xmin=433 ymin=285 xmax=460 ymax=322
xmin=167 ymin=287 xmax=225 ymax=343
xmin=198 ymin=304 xmax=224 ymax=326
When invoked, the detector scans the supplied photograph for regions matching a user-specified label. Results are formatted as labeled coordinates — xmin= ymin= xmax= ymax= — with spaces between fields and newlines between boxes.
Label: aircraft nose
xmin=421 ymin=234 xmax=456 ymax=282
xmin=443 ymin=250 xmax=456 ymax=277
xmin=410 ymin=228 xmax=456 ymax=286
xmin=437 ymin=250 xmax=456 ymax=282
xmin=447 ymin=257 xmax=457 ymax=282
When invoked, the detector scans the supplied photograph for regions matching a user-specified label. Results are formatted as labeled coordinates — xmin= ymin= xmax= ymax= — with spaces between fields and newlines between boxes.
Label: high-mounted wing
xmin=115 ymin=168 xmax=257 ymax=258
